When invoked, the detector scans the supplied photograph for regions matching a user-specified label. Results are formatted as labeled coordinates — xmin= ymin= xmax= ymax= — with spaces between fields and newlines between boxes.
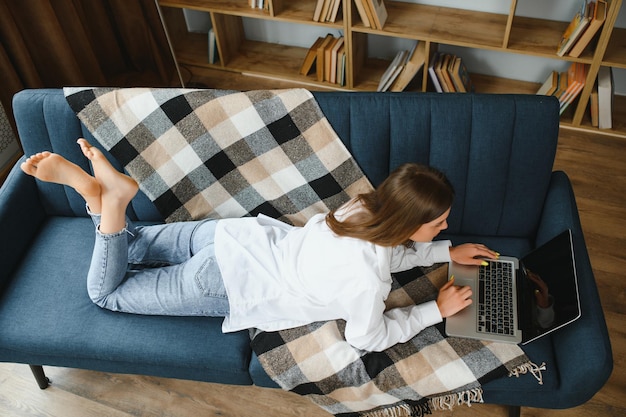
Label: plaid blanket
xmin=64 ymin=87 xmax=371 ymax=224
xmin=63 ymin=87 xmax=541 ymax=416
xmin=251 ymin=263 xmax=542 ymax=417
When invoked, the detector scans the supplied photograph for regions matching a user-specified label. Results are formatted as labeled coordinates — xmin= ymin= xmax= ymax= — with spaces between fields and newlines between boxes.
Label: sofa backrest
xmin=314 ymin=92 xmax=560 ymax=238
xmin=12 ymin=89 xmax=559 ymax=238
xmin=13 ymin=89 xmax=163 ymax=222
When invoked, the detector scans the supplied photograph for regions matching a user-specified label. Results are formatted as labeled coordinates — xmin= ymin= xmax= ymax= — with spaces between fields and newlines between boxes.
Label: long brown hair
xmin=326 ymin=163 xmax=454 ymax=247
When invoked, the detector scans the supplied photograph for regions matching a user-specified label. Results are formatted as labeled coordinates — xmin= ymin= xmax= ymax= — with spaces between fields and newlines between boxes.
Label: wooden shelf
xmin=354 ymin=2 xmax=507 ymax=49
xmin=352 ymin=58 xmax=390 ymax=91
xmin=507 ymin=16 xmax=570 ymax=57
xmin=568 ymin=94 xmax=626 ymax=136
xmin=224 ymin=40 xmax=308 ymax=80
xmin=157 ymin=0 xmax=625 ymax=138
xmin=159 ymin=0 xmax=269 ymax=17
xmin=471 ymin=73 xmax=540 ymax=95
xmin=171 ymin=30 xmax=212 ymax=68
xmin=604 ymin=27 xmax=626 ymax=69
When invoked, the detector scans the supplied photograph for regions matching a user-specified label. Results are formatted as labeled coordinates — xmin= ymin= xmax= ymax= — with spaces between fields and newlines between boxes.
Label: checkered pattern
xmin=64 ymin=87 xmax=533 ymax=417
xmin=251 ymin=264 xmax=532 ymax=417
xmin=64 ymin=87 xmax=372 ymax=224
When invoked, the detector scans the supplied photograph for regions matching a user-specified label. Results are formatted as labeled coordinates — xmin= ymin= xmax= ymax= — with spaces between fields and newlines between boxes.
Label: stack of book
xmin=427 ymin=52 xmax=473 ymax=93
xmin=300 ymin=34 xmax=346 ymax=86
xmin=248 ymin=0 xmax=269 ymax=11
xmin=313 ymin=0 xmax=342 ymax=23
xmin=536 ymin=63 xmax=588 ymax=115
xmin=377 ymin=42 xmax=426 ymax=92
xmin=556 ymin=0 xmax=607 ymax=57
xmin=354 ymin=0 xmax=387 ymax=29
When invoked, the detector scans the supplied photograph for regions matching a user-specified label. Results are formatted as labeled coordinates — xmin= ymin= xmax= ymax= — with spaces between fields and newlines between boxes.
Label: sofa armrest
xmin=0 ymin=159 xmax=47 ymax=289
xmin=535 ymin=171 xmax=613 ymax=407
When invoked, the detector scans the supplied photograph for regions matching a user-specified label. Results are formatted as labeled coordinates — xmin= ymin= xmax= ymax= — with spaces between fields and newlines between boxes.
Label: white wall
xmin=182 ymin=0 xmax=625 ymax=94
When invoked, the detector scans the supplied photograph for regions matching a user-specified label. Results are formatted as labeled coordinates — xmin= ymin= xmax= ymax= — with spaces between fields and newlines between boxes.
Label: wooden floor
xmin=1 ymin=71 xmax=624 ymax=416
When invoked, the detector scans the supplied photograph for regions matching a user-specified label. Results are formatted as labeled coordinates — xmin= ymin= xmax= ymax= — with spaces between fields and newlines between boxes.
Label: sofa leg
xmin=29 ymin=365 xmax=50 ymax=389
xmin=508 ymin=405 xmax=521 ymax=417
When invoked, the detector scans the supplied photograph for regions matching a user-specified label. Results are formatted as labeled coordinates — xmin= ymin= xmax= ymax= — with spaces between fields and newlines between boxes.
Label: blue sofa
xmin=0 ymin=89 xmax=612 ymax=416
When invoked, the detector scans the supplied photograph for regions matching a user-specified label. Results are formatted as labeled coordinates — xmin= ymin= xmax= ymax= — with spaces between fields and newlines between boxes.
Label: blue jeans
xmin=86 ymin=209 xmax=229 ymax=317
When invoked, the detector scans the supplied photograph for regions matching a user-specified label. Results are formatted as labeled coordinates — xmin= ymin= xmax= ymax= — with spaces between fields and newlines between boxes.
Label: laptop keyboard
xmin=477 ymin=261 xmax=515 ymax=336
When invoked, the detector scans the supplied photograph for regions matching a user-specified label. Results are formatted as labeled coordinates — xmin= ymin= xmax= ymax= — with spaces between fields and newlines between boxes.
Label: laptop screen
xmin=519 ymin=230 xmax=581 ymax=344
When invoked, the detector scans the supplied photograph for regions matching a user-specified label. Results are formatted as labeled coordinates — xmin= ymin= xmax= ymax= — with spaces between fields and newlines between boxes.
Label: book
xmin=316 ymin=34 xmax=336 ymax=82
xmin=597 ymin=66 xmax=613 ymax=129
xmin=558 ymin=64 xmax=579 ymax=106
xmin=377 ymin=50 xmax=407 ymax=92
xmin=449 ymin=56 xmax=473 ymax=93
xmin=328 ymin=0 xmax=342 ymax=23
xmin=560 ymin=63 xmax=587 ymax=115
xmin=353 ymin=0 xmax=371 ymax=27
xmin=335 ymin=43 xmax=346 ymax=85
xmin=569 ymin=0 xmax=607 ymax=57
xmin=440 ymin=54 xmax=456 ymax=93
xmin=324 ymin=36 xmax=341 ymax=82
xmin=329 ymin=37 xmax=345 ymax=84
xmin=361 ymin=0 xmax=377 ymax=29
xmin=556 ymin=1 xmax=593 ymax=57
xmin=552 ymin=71 xmax=569 ymax=101
xmin=208 ymin=28 xmax=219 ymax=64
xmin=299 ymin=36 xmax=326 ymax=76
xmin=249 ymin=0 xmax=269 ymax=10
xmin=320 ymin=0 xmax=332 ymax=23
xmin=337 ymin=46 xmax=346 ymax=86
xmin=389 ymin=41 xmax=426 ymax=92
xmin=428 ymin=52 xmax=443 ymax=93
xmin=590 ymin=82 xmax=599 ymax=127
xmin=434 ymin=53 xmax=450 ymax=92
xmin=313 ymin=0 xmax=326 ymax=22
xmin=364 ymin=0 xmax=388 ymax=30
xmin=536 ymin=71 xmax=559 ymax=96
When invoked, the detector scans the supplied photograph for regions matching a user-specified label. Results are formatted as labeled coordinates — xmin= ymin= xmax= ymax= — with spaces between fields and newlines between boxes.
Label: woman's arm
xmin=344 ymin=288 xmax=443 ymax=352
xmin=390 ymin=240 xmax=452 ymax=271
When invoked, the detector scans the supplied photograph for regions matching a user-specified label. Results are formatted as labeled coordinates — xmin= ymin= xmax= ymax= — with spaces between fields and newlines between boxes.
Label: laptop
xmin=445 ymin=230 xmax=581 ymax=345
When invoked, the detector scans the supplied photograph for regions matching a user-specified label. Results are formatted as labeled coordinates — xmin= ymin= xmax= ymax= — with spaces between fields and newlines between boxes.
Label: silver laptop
xmin=445 ymin=230 xmax=580 ymax=345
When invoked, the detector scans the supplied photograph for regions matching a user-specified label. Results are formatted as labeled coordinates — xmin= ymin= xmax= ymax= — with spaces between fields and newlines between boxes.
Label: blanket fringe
xmin=361 ymin=402 xmax=432 ymax=417
xmin=429 ymin=388 xmax=484 ymax=411
xmin=509 ymin=361 xmax=546 ymax=385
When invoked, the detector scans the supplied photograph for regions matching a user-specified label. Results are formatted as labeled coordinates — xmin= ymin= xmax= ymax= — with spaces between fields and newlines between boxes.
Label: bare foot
xmin=20 ymin=152 xmax=101 ymax=202
xmin=76 ymin=139 xmax=138 ymax=203
xmin=77 ymin=139 xmax=138 ymax=233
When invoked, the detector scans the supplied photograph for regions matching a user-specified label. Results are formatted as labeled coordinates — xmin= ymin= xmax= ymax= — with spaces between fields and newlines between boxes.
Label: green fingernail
xmin=481 ymin=261 xmax=489 ymax=266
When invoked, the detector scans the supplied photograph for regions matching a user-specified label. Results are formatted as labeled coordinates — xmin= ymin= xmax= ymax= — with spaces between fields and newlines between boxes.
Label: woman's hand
xmin=437 ymin=276 xmax=472 ymax=318
xmin=449 ymin=243 xmax=499 ymax=266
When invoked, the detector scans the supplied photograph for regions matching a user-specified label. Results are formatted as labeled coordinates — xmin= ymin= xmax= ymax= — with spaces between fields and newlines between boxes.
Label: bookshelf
xmin=156 ymin=0 xmax=625 ymax=138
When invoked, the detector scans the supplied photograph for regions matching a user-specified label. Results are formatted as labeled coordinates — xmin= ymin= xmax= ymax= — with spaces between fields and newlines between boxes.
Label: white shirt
xmin=214 ymin=204 xmax=451 ymax=352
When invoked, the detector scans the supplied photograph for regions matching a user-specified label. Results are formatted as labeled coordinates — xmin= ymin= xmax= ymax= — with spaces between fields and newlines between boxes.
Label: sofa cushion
xmin=439 ymin=234 xmax=533 ymax=258
xmin=482 ymin=334 xmax=558 ymax=401
xmin=0 ymin=217 xmax=253 ymax=385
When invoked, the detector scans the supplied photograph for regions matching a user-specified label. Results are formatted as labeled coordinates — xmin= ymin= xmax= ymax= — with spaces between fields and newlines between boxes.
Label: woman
xmin=21 ymin=139 xmax=497 ymax=352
